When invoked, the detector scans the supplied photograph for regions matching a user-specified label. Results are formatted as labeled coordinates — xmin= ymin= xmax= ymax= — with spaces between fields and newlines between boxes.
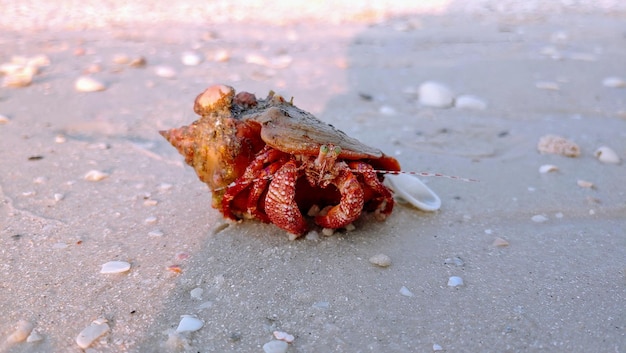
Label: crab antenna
xmin=351 ymin=169 xmax=479 ymax=183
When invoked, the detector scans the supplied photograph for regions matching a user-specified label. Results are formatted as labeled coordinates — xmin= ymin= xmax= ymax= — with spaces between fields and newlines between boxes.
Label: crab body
xmin=160 ymin=85 xmax=401 ymax=237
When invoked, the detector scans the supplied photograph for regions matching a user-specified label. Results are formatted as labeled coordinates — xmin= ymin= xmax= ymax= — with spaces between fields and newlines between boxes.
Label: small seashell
xmin=6 ymin=320 xmax=34 ymax=343
xmin=0 ymin=114 xmax=10 ymax=124
xmin=129 ymin=56 xmax=147 ymax=67
xmin=537 ymin=135 xmax=580 ymax=157
xmin=26 ymin=330 xmax=43 ymax=343
xmin=433 ymin=343 xmax=444 ymax=351
xmin=144 ymin=216 xmax=158 ymax=224
xmin=399 ymin=286 xmax=414 ymax=297
xmin=379 ymin=105 xmax=396 ymax=115
xmin=369 ymin=253 xmax=392 ymax=267
xmin=74 ymin=76 xmax=106 ymax=92
xmin=76 ymin=318 xmax=110 ymax=349
xmin=577 ymin=179 xmax=594 ymax=188
xmin=181 ymin=52 xmax=202 ymax=66
xmin=100 ymin=260 xmax=131 ymax=274
xmin=273 ymin=331 xmax=295 ymax=343
xmin=384 ymin=174 xmax=441 ymax=211
xmin=213 ymin=49 xmax=230 ymax=62
xmin=455 ymin=95 xmax=487 ymax=110
xmin=155 ymin=65 xmax=177 ymax=79
xmin=176 ymin=315 xmax=204 ymax=333
xmin=148 ymin=229 xmax=164 ymax=237
xmin=492 ymin=237 xmax=509 ymax=247
xmin=539 ymin=164 xmax=559 ymax=173
xmin=263 ymin=340 xmax=289 ymax=353
xmin=84 ymin=170 xmax=109 ymax=181
xmin=535 ymin=81 xmax=560 ymax=90
xmin=447 ymin=276 xmax=464 ymax=287
xmin=594 ymin=146 xmax=620 ymax=164
xmin=112 ymin=54 xmax=130 ymax=64
xmin=602 ymin=76 xmax=625 ymax=88
xmin=2 ymin=69 xmax=34 ymax=87
xmin=444 ymin=256 xmax=464 ymax=266
xmin=531 ymin=214 xmax=548 ymax=223
xmin=305 ymin=230 xmax=319 ymax=241
xmin=418 ymin=81 xmax=454 ymax=108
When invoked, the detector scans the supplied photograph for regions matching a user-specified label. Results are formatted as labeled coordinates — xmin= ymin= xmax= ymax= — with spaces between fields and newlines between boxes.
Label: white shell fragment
xmin=602 ymin=76 xmax=625 ymax=88
xmin=369 ymin=253 xmax=392 ymax=267
xmin=273 ymin=330 xmax=295 ymax=343
xmin=263 ymin=340 xmax=289 ymax=353
xmin=399 ymin=286 xmax=414 ymax=297
xmin=176 ymin=315 xmax=204 ymax=333
xmin=539 ymin=164 xmax=559 ymax=173
xmin=455 ymin=95 xmax=487 ymax=110
xmin=535 ymin=81 xmax=560 ymax=90
xmin=74 ymin=76 xmax=106 ymax=92
xmin=577 ymin=179 xmax=594 ymax=189
xmin=181 ymin=52 xmax=202 ymax=66
xmin=385 ymin=174 xmax=441 ymax=211
xmin=531 ymin=214 xmax=549 ymax=223
xmin=155 ymin=66 xmax=177 ymax=79
xmin=76 ymin=318 xmax=110 ymax=349
xmin=418 ymin=81 xmax=454 ymax=108
xmin=0 ymin=114 xmax=10 ymax=124
xmin=594 ymin=146 xmax=620 ymax=164
xmin=84 ymin=170 xmax=109 ymax=181
xmin=447 ymin=276 xmax=464 ymax=287
xmin=100 ymin=261 xmax=131 ymax=274
xmin=6 ymin=320 xmax=34 ymax=343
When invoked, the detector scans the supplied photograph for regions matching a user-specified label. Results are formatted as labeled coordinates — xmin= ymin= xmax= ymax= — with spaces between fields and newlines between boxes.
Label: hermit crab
xmin=160 ymin=84 xmax=441 ymax=238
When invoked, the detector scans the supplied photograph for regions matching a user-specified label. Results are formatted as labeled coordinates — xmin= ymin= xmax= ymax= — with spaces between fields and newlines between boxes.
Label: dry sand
xmin=1 ymin=1 xmax=625 ymax=352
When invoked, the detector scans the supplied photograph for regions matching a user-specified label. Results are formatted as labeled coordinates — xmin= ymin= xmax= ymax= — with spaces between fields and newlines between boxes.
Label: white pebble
xmin=312 ymin=301 xmax=329 ymax=309
xmin=0 ymin=114 xmax=10 ymax=124
xmin=539 ymin=164 xmax=559 ymax=173
xmin=84 ymin=170 xmax=109 ymax=181
xmin=190 ymin=288 xmax=203 ymax=300
xmin=100 ymin=261 xmax=131 ymax=274
xmin=369 ymin=253 xmax=392 ymax=267
xmin=305 ymin=230 xmax=320 ymax=241
xmin=535 ymin=81 xmax=560 ymax=90
xmin=447 ymin=276 xmax=464 ymax=287
xmin=181 ymin=52 xmax=202 ymax=66
xmin=399 ymin=286 xmax=414 ymax=297
xmin=144 ymin=216 xmax=158 ymax=224
xmin=602 ymin=76 xmax=625 ymax=88
xmin=176 ymin=315 xmax=204 ymax=333
xmin=418 ymin=81 xmax=454 ymax=108
xmin=321 ymin=228 xmax=334 ymax=236
xmin=531 ymin=214 xmax=549 ymax=223
xmin=155 ymin=66 xmax=177 ymax=79
xmin=76 ymin=318 xmax=110 ymax=349
xmin=53 ymin=193 xmax=64 ymax=201
xmin=594 ymin=146 xmax=621 ymax=164
xmin=455 ymin=95 xmax=487 ymax=110
xmin=433 ymin=343 xmax=443 ymax=351
xmin=74 ymin=76 xmax=106 ymax=92
xmin=577 ymin=179 xmax=594 ymax=188
xmin=6 ymin=320 xmax=33 ymax=343
xmin=273 ymin=331 xmax=295 ymax=343
xmin=492 ymin=237 xmax=509 ymax=247
xmin=263 ymin=340 xmax=289 ymax=353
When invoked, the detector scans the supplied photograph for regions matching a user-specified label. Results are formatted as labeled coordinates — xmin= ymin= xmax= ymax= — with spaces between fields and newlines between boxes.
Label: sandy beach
xmin=1 ymin=1 xmax=625 ymax=352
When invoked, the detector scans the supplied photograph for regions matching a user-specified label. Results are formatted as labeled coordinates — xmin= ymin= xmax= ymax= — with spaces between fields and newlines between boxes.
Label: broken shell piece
xmin=100 ymin=261 xmax=131 ymax=274
xmin=76 ymin=318 xmax=110 ymax=349
xmin=176 ymin=315 xmax=204 ymax=333
xmin=537 ymin=134 xmax=580 ymax=157
xmin=594 ymin=146 xmax=621 ymax=164
xmin=384 ymin=174 xmax=441 ymax=211
xmin=84 ymin=170 xmax=109 ymax=181
xmin=273 ymin=331 xmax=295 ymax=343
xmin=577 ymin=180 xmax=594 ymax=188
xmin=74 ymin=76 xmax=106 ymax=92
xmin=539 ymin=164 xmax=559 ymax=173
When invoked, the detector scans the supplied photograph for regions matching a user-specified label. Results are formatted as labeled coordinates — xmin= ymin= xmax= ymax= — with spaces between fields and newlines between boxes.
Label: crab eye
xmin=333 ymin=146 xmax=342 ymax=156
xmin=320 ymin=145 xmax=329 ymax=154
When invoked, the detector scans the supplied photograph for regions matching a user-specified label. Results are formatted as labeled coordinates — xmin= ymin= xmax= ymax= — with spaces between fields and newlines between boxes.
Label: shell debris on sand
xmin=273 ymin=331 xmax=295 ymax=343
xmin=6 ymin=320 xmax=34 ymax=344
xmin=594 ymin=146 xmax=621 ymax=164
xmin=492 ymin=237 xmax=510 ymax=247
xmin=602 ymin=76 xmax=625 ymax=88
xmin=263 ymin=340 xmax=289 ymax=353
xmin=369 ymin=253 xmax=392 ymax=267
xmin=74 ymin=76 xmax=106 ymax=92
xmin=399 ymin=286 xmax=415 ymax=297
xmin=455 ymin=94 xmax=487 ymax=110
xmin=0 ymin=114 xmax=10 ymax=124
xmin=176 ymin=315 xmax=204 ymax=333
xmin=577 ymin=179 xmax=594 ymax=189
xmin=181 ymin=52 xmax=202 ymax=66
xmin=418 ymin=81 xmax=454 ymax=108
xmin=539 ymin=164 xmax=559 ymax=173
xmin=84 ymin=170 xmax=109 ymax=181
xmin=100 ymin=260 xmax=131 ymax=274
xmin=76 ymin=318 xmax=110 ymax=349
xmin=155 ymin=66 xmax=177 ymax=79
xmin=537 ymin=134 xmax=580 ymax=157
xmin=447 ymin=276 xmax=464 ymax=287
